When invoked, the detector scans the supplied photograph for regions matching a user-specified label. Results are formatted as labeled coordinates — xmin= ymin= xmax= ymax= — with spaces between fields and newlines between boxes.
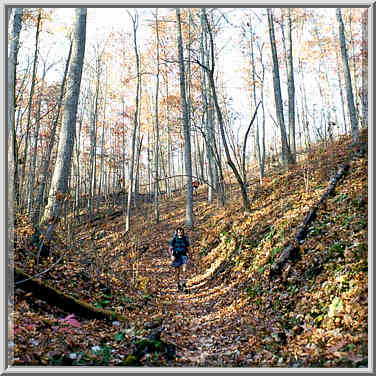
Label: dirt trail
xmin=136 ymin=218 xmax=250 ymax=367
xmin=68 ymin=187 xmax=259 ymax=366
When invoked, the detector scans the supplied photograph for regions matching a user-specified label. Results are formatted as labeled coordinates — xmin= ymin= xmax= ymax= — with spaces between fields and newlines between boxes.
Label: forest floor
xmin=11 ymin=129 xmax=368 ymax=368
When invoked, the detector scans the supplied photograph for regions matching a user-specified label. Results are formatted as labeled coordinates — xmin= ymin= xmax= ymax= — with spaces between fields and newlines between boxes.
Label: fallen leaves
xmin=11 ymin=132 xmax=368 ymax=367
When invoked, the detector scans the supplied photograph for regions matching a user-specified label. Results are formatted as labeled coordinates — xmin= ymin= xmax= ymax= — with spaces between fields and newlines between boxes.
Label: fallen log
xmin=270 ymin=163 xmax=350 ymax=276
xmin=14 ymin=267 xmax=128 ymax=322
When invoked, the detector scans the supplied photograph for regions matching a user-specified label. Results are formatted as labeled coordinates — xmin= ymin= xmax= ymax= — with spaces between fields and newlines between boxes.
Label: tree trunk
xmin=257 ymin=41 xmax=267 ymax=181
xmin=34 ymin=42 xmax=73 ymax=224
xmin=247 ymin=18 xmax=266 ymax=183
xmin=202 ymin=9 xmax=250 ymax=211
xmin=360 ymin=10 xmax=368 ymax=129
xmin=153 ymin=9 xmax=160 ymax=225
xmin=20 ymin=10 xmax=41 ymax=206
xmin=98 ymin=69 xmax=108 ymax=207
xmin=8 ymin=8 xmax=23 ymax=292
xmin=126 ymin=10 xmax=141 ymax=232
xmin=9 ymin=7 xmax=23 ymax=185
xmin=267 ymin=8 xmax=294 ymax=167
xmin=331 ymin=28 xmax=348 ymax=135
xmin=27 ymin=62 xmax=49 ymax=220
xmin=348 ymin=11 xmax=360 ymax=124
xmin=287 ymin=9 xmax=296 ymax=161
xmin=40 ymin=8 xmax=87 ymax=233
xmin=88 ymin=63 xmax=101 ymax=219
xmin=200 ymin=9 xmax=214 ymax=203
xmin=165 ymin=73 xmax=172 ymax=197
xmin=74 ymin=117 xmax=83 ymax=216
xmin=336 ymin=8 xmax=359 ymax=144
xmin=134 ymin=135 xmax=143 ymax=202
xmin=248 ymin=18 xmax=259 ymax=181
xmin=176 ymin=8 xmax=194 ymax=228
xmin=298 ymin=59 xmax=311 ymax=148
xmin=147 ymin=131 xmax=152 ymax=199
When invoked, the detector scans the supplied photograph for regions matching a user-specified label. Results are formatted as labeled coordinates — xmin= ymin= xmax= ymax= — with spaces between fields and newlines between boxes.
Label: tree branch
xmin=242 ymin=100 xmax=262 ymax=181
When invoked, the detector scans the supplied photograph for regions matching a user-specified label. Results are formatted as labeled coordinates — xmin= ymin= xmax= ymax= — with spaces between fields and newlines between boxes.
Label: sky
xmin=8 ymin=6 xmax=369 ymax=147
xmin=21 ymin=7 xmax=253 ymax=124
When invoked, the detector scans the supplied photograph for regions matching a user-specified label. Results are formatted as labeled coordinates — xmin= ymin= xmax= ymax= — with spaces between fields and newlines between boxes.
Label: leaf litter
xmin=11 ymin=131 xmax=368 ymax=367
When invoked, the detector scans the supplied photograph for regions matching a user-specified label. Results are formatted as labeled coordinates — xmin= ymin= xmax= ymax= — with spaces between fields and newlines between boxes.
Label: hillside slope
xmin=12 ymin=130 xmax=368 ymax=367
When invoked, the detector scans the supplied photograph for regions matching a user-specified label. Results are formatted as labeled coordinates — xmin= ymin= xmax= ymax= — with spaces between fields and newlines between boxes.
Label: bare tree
xmin=267 ymin=8 xmax=294 ymax=166
xmin=126 ymin=10 xmax=141 ymax=231
xmin=153 ymin=9 xmax=161 ymax=224
xmin=40 ymin=8 xmax=87 ymax=237
xmin=27 ymin=57 xmax=56 ymax=220
xmin=336 ymin=8 xmax=359 ymax=144
xmin=33 ymin=42 xmax=72 ymax=224
xmin=176 ymin=8 xmax=194 ymax=227
xmin=286 ymin=9 xmax=296 ymax=160
xmin=199 ymin=9 xmax=261 ymax=212
xmin=87 ymin=44 xmax=104 ymax=219
xmin=97 ymin=67 xmax=108 ymax=208
xmin=20 ymin=9 xmax=42 ymax=204
xmin=8 ymin=8 xmax=23 ymax=211
xmin=200 ymin=8 xmax=216 ymax=203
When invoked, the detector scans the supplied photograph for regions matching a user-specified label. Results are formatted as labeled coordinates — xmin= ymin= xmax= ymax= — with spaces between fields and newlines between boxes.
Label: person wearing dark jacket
xmin=169 ymin=227 xmax=190 ymax=292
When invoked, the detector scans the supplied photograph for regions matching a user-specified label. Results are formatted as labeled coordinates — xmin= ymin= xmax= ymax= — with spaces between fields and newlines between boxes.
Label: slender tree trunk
xmin=9 ymin=8 xmax=23 ymax=213
xmin=247 ymin=18 xmax=266 ymax=183
xmin=176 ymin=8 xmax=194 ymax=227
xmin=8 ymin=8 xmax=23 ymax=292
xmin=248 ymin=18 xmax=259 ymax=181
xmin=200 ymin=9 xmax=214 ymax=203
xmin=267 ymin=8 xmax=294 ymax=167
xmin=180 ymin=143 xmax=184 ymax=190
xmin=331 ymin=29 xmax=348 ymax=135
xmin=27 ymin=62 xmax=49 ymax=219
xmin=98 ymin=69 xmax=107 ymax=206
xmin=336 ymin=8 xmax=359 ymax=144
xmin=126 ymin=10 xmax=141 ymax=231
xmin=88 ymin=86 xmax=97 ymax=219
xmin=153 ymin=9 xmax=160 ymax=224
xmin=121 ymin=98 xmax=126 ymax=209
xmin=134 ymin=135 xmax=143 ymax=202
xmin=165 ymin=73 xmax=172 ymax=197
xmin=40 ymin=8 xmax=87 ymax=233
xmin=360 ymin=10 xmax=368 ymax=129
xmin=34 ymin=41 xmax=72 ymax=224
xmin=74 ymin=116 xmax=83 ymax=216
xmin=147 ymin=131 xmax=152 ymax=199
xmin=298 ymin=59 xmax=311 ymax=147
xmin=257 ymin=42 xmax=266 ymax=181
xmin=287 ymin=9 xmax=296 ymax=161
xmin=196 ymin=131 xmax=205 ymax=180
xmin=348 ymin=11 xmax=360 ymax=123
xmin=202 ymin=9 xmax=251 ymax=211
xmin=20 ymin=10 xmax=42 ymax=206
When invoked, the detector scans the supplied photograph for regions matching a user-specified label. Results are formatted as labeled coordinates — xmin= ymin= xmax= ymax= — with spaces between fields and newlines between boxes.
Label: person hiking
xmin=193 ymin=180 xmax=199 ymax=195
xmin=169 ymin=227 xmax=190 ymax=292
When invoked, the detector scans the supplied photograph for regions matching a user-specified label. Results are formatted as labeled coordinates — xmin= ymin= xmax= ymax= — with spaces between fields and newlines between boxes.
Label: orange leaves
xmin=55 ymin=191 xmax=70 ymax=202
xmin=12 ymin=128 xmax=368 ymax=367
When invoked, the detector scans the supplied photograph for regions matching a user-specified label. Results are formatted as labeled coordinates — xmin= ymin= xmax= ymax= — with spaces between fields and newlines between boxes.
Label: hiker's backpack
xmin=171 ymin=232 xmax=188 ymax=253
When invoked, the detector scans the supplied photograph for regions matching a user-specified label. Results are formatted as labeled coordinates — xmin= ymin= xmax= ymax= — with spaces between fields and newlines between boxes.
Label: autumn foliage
xmin=11 ymin=129 xmax=367 ymax=367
